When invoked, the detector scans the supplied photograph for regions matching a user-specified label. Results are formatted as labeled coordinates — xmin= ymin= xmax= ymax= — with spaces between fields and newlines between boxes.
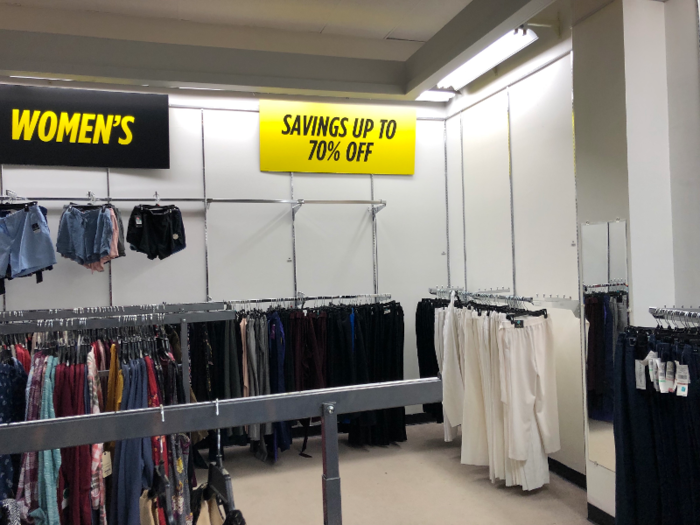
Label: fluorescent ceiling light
xmin=438 ymin=28 xmax=538 ymax=90
xmin=416 ymin=90 xmax=456 ymax=102
xmin=178 ymin=87 xmax=224 ymax=91
xmin=10 ymin=75 xmax=74 ymax=82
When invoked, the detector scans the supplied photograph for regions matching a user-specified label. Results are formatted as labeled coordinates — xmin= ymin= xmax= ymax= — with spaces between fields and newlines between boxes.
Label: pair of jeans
xmin=614 ymin=332 xmax=661 ymax=525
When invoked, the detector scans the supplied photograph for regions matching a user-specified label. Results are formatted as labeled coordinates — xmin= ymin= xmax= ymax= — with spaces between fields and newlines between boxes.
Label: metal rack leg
xmin=181 ymin=319 xmax=191 ymax=404
xmin=321 ymin=402 xmax=342 ymax=525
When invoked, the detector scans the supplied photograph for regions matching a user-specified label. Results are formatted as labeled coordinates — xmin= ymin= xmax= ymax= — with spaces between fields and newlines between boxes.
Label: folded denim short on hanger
xmin=0 ymin=204 xmax=56 ymax=279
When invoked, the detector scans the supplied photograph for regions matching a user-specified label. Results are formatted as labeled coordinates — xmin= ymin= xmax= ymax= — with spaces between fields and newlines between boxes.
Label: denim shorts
xmin=0 ymin=204 xmax=57 ymax=278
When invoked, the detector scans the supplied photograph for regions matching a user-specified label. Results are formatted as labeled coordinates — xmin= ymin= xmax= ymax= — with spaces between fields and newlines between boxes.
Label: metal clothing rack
xmin=0 ymin=377 xmax=441 ymax=525
xmin=0 ymin=190 xmax=387 ymax=214
xmin=649 ymin=306 xmax=700 ymax=324
xmin=225 ymin=292 xmax=392 ymax=309
xmin=428 ymin=287 xmax=534 ymax=305
xmin=584 ymin=280 xmax=628 ymax=292
xmin=0 ymin=301 xmax=227 ymax=322
xmin=0 ymin=308 xmax=237 ymax=404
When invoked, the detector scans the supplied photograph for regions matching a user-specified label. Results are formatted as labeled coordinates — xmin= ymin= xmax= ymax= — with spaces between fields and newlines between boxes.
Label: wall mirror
xmin=581 ymin=219 xmax=629 ymax=471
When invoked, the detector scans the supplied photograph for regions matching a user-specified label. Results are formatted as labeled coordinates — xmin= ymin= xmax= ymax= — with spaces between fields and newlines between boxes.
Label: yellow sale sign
xmin=259 ymin=100 xmax=415 ymax=175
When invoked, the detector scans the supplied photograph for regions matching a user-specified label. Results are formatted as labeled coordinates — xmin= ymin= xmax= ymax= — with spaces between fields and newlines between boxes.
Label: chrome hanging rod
xmin=0 ymin=310 xmax=238 ymax=335
xmin=0 ymin=191 xmax=386 ymax=207
xmin=0 ymin=301 xmax=227 ymax=322
xmin=428 ymin=286 xmax=531 ymax=303
xmin=226 ymin=292 xmax=392 ymax=307
xmin=465 ymin=291 xmax=534 ymax=304
xmin=649 ymin=306 xmax=700 ymax=318
xmin=584 ymin=280 xmax=628 ymax=291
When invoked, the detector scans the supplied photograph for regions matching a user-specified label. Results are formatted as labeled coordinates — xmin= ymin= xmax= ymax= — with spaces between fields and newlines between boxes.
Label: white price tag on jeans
xmin=666 ymin=361 xmax=676 ymax=393
xmin=676 ymin=364 xmax=691 ymax=397
xmin=635 ymin=360 xmax=647 ymax=390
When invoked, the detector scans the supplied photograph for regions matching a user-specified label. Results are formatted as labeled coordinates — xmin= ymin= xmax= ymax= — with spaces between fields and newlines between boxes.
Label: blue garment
xmin=0 ymin=205 xmax=56 ymax=278
xmin=268 ymin=312 xmax=291 ymax=459
xmin=0 ymin=359 xmax=28 ymax=500
xmin=110 ymin=360 xmax=153 ymax=525
xmin=56 ymin=206 xmax=113 ymax=265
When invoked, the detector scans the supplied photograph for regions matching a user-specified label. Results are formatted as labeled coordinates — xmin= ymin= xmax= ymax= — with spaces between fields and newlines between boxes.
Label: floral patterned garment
xmin=0 ymin=359 xmax=28 ymax=500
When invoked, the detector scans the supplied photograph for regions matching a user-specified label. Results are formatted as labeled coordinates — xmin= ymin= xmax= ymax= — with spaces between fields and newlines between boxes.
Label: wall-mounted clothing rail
xmin=429 ymin=287 xmax=534 ymax=305
xmin=649 ymin=306 xmax=700 ymax=319
xmin=584 ymin=281 xmax=628 ymax=291
xmin=466 ymin=291 xmax=534 ymax=304
xmin=428 ymin=286 xmax=513 ymax=296
xmin=0 ymin=301 xmax=227 ymax=322
xmin=0 ymin=377 xmax=443 ymax=525
xmin=0 ymin=309 xmax=235 ymax=335
xmin=0 ymin=194 xmax=386 ymax=207
xmin=225 ymin=293 xmax=391 ymax=307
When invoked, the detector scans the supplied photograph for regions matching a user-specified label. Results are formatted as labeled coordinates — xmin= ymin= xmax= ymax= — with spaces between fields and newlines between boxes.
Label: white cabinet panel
xmin=374 ymin=120 xmax=448 ymax=384
xmin=294 ymin=173 xmax=374 ymax=296
xmin=203 ymin=110 xmax=290 ymax=199
xmin=207 ymin=203 xmax=294 ymax=301
xmin=2 ymin=165 xmax=108 ymax=198
xmin=109 ymin=108 xmax=204 ymax=199
xmin=510 ymin=57 xmax=579 ymax=299
xmin=462 ymin=92 xmax=513 ymax=293
xmin=510 ymin=56 xmax=584 ymax=474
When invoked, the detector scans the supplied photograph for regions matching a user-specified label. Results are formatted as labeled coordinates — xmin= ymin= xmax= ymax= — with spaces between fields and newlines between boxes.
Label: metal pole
xmin=321 ymin=402 xmax=342 ymax=525
xmin=181 ymin=319 xmax=191 ymax=403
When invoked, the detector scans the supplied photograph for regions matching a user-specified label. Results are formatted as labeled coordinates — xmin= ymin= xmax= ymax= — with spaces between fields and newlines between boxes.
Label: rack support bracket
xmin=322 ymin=402 xmax=342 ymax=525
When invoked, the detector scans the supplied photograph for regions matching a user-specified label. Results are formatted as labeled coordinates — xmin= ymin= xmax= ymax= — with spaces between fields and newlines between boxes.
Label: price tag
xmin=676 ymin=364 xmax=691 ymax=397
xmin=635 ymin=360 xmax=647 ymax=390
xmin=657 ymin=359 xmax=668 ymax=393
xmin=102 ymin=452 xmax=112 ymax=478
xmin=666 ymin=361 xmax=676 ymax=393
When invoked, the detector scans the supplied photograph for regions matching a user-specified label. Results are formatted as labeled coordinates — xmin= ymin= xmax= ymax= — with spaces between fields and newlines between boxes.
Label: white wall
xmin=509 ymin=56 xmax=584 ymax=474
xmin=446 ymin=54 xmax=586 ymax=474
xmin=375 ymin=119 xmax=449 ymax=385
xmin=665 ymin=0 xmax=700 ymax=305
xmin=461 ymin=91 xmax=514 ymax=293
xmin=623 ymin=0 xmax=675 ymax=326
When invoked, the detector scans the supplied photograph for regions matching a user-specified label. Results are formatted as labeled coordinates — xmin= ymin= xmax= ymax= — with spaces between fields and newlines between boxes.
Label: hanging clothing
xmin=188 ymin=301 xmax=408 ymax=463
xmin=415 ymin=299 xmax=447 ymax=423
xmin=434 ymin=295 xmax=560 ymax=491
xmin=0 ymin=359 xmax=27 ymax=501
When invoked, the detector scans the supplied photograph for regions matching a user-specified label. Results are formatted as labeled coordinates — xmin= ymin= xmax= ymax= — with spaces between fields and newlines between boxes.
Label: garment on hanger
xmin=126 ymin=205 xmax=186 ymax=261
xmin=0 ymin=202 xmax=56 ymax=294
xmin=585 ymin=291 xmax=628 ymax=422
xmin=0 ymin=357 xmax=27 ymax=502
xmin=614 ymin=323 xmax=700 ymax=525
xmin=189 ymin=300 xmax=407 ymax=463
xmin=56 ymin=203 xmax=125 ymax=272
xmin=434 ymin=294 xmax=560 ymax=491
xmin=415 ymin=299 xmax=447 ymax=423
xmin=8 ymin=326 xmax=194 ymax=525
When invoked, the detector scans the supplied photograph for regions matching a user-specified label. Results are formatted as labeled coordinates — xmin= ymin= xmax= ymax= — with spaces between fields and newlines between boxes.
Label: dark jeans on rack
xmin=614 ymin=332 xmax=661 ymax=525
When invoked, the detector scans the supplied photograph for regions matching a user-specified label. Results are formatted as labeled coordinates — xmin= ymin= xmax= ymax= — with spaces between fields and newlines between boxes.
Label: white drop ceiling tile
xmin=321 ymin=0 xmax=418 ymax=39
xmin=387 ymin=0 xmax=472 ymax=42
xmin=176 ymin=0 xmax=338 ymax=33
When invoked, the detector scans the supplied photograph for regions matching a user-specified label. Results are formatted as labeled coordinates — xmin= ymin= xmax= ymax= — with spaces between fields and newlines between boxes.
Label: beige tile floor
xmin=201 ymin=423 xmax=588 ymax=525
